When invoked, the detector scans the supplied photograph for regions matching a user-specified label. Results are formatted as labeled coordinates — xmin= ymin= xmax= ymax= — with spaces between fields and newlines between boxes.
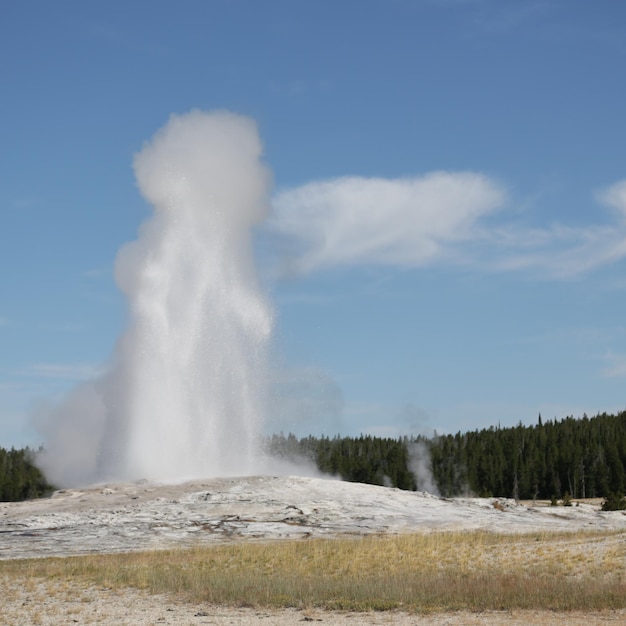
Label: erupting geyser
xmin=37 ymin=110 xmax=273 ymax=486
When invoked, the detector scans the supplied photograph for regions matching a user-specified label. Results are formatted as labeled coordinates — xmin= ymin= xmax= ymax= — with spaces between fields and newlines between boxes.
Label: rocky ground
xmin=2 ymin=476 xmax=626 ymax=624
xmin=3 ymin=476 xmax=626 ymax=560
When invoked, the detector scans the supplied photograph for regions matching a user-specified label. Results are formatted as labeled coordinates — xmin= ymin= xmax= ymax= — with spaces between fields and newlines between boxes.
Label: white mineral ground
xmin=2 ymin=476 xmax=626 ymax=625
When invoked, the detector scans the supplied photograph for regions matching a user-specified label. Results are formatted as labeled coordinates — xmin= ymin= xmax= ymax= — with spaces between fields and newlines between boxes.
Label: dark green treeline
xmin=0 ymin=447 xmax=54 ymax=501
xmin=2 ymin=410 xmax=625 ymax=502
xmin=432 ymin=411 xmax=626 ymax=499
xmin=265 ymin=432 xmax=418 ymax=490
xmin=266 ymin=410 xmax=626 ymax=499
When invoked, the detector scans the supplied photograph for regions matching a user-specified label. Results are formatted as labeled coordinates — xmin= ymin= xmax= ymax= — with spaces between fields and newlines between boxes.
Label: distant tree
xmin=601 ymin=492 xmax=626 ymax=511
xmin=0 ymin=446 xmax=56 ymax=502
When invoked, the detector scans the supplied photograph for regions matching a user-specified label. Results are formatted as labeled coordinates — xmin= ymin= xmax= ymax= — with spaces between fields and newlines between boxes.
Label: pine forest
xmin=1 ymin=410 xmax=625 ymax=504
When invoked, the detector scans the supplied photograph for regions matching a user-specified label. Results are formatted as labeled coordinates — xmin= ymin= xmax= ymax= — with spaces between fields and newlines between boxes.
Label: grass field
xmin=2 ymin=530 xmax=624 ymax=613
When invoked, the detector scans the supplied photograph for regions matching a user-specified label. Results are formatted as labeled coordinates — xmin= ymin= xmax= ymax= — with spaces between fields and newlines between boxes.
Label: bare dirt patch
xmin=2 ymin=577 xmax=625 ymax=626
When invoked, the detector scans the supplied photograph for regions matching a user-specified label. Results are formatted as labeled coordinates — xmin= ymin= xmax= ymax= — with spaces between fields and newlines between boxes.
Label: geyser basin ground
xmin=2 ymin=476 xmax=625 ymax=560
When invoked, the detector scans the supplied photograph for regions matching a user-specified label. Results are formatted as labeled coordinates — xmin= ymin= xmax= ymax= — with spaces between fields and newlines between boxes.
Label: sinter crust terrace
xmin=3 ymin=476 xmax=626 ymax=625
xmin=2 ymin=475 xmax=626 ymax=560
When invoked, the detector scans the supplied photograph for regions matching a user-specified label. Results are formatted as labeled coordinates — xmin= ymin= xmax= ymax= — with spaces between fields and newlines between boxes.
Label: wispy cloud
xmin=16 ymin=363 xmax=103 ymax=381
xmin=602 ymin=352 xmax=626 ymax=378
xmin=598 ymin=180 xmax=626 ymax=218
xmin=267 ymin=366 xmax=344 ymax=435
xmin=271 ymin=172 xmax=505 ymax=273
xmin=487 ymin=180 xmax=626 ymax=278
xmin=37 ymin=322 xmax=89 ymax=333
xmin=82 ymin=268 xmax=109 ymax=279
xmin=0 ymin=381 xmax=22 ymax=392
xmin=11 ymin=196 xmax=40 ymax=209
xmin=270 ymin=175 xmax=626 ymax=279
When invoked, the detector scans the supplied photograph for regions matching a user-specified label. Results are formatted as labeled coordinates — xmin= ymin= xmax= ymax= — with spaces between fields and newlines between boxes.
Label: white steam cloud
xmin=36 ymin=107 xmax=626 ymax=489
xmin=38 ymin=110 xmax=273 ymax=486
xmin=407 ymin=440 xmax=439 ymax=495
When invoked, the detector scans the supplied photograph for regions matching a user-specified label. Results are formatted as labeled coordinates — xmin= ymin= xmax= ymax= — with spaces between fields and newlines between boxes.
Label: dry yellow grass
xmin=1 ymin=530 xmax=624 ymax=613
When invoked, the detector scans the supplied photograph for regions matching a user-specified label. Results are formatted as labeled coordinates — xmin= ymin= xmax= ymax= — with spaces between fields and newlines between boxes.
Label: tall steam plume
xmin=37 ymin=110 xmax=273 ymax=486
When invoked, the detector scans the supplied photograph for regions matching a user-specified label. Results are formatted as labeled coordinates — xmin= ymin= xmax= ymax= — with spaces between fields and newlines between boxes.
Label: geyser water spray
xmin=37 ymin=110 xmax=273 ymax=485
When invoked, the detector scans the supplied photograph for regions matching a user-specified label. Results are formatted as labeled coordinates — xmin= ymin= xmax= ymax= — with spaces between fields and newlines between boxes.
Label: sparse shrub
xmin=562 ymin=492 xmax=572 ymax=506
xmin=601 ymin=493 xmax=626 ymax=511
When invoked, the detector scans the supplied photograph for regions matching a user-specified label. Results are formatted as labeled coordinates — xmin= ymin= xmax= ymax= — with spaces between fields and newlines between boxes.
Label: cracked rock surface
xmin=2 ymin=475 xmax=625 ymax=560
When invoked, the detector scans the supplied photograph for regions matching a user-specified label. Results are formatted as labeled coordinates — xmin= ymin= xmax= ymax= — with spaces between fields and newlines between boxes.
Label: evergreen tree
xmin=0 ymin=446 xmax=55 ymax=502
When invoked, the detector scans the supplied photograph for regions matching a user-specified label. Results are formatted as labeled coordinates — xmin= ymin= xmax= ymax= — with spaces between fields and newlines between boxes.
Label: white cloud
xmin=270 ymin=175 xmax=626 ymax=279
xmin=488 ymin=179 xmax=626 ymax=278
xmin=271 ymin=172 xmax=506 ymax=273
xmin=487 ymin=223 xmax=626 ymax=278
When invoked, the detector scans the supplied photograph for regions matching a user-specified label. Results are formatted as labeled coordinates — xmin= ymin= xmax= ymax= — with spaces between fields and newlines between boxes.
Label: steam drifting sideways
xmin=37 ymin=111 xmax=273 ymax=486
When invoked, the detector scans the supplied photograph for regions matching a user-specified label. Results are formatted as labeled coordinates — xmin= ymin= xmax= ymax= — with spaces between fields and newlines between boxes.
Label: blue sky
xmin=1 ymin=0 xmax=625 ymax=447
